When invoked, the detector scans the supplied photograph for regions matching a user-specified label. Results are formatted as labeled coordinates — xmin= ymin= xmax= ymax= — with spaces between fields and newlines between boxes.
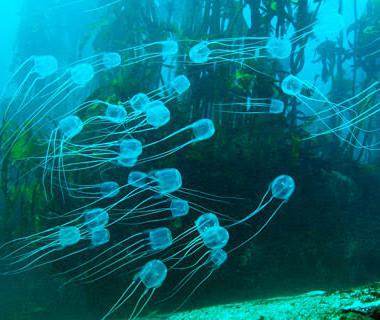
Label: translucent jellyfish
xmin=161 ymin=249 xmax=228 ymax=307
xmin=195 ymin=213 xmax=220 ymax=234
xmin=104 ymin=104 xmax=128 ymax=123
xmin=281 ymin=74 xmax=303 ymax=96
xmin=128 ymin=171 xmax=149 ymax=188
xmin=170 ymin=199 xmax=190 ymax=217
xmin=89 ymin=168 xmax=186 ymax=227
xmin=59 ymin=226 xmax=81 ymax=247
xmin=142 ymin=75 xmax=191 ymax=103
xmin=42 ymin=98 xmax=215 ymax=201
xmin=133 ymin=118 xmax=216 ymax=164
xmin=161 ymin=40 xmax=179 ymax=56
xmin=0 ymin=225 xmax=83 ymax=275
xmin=58 ymin=115 xmax=84 ymax=139
xmin=189 ymin=41 xmax=211 ymax=63
xmin=101 ymin=259 xmax=168 ymax=320
xmin=61 ymin=228 xmax=173 ymax=286
xmin=271 ymin=175 xmax=295 ymax=201
xmin=1 ymin=55 xmax=58 ymax=107
xmin=156 ymin=215 xmax=230 ymax=308
xmin=90 ymin=227 xmax=110 ymax=247
xmin=33 ymin=55 xmax=59 ymax=77
xmin=192 ymin=118 xmax=215 ymax=141
xmin=66 ymin=181 xmax=120 ymax=199
xmin=102 ymin=52 xmax=122 ymax=69
xmin=145 ymin=101 xmax=171 ymax=128
xmin=168 ymin=75 xmax=191 ymax=95
xmin=160 ymin=213 xmax=229 ymax=271
xmin=1 ymin=40 xmax=182 ymax=155
xmin=84 ymin=208 xmax=109 ymax=229
xmin=118 ymin=139 xmax=143 ymax=167
xmin=119 ymin=197 xmax=191 ymax=227
xmin=281 ymin=75 xmax=380 ymax=150
xmin=111 ymin=168 xmax=183 ymax=202
xmin=270 ymin=99 xmax=285 ymax=114
xmin=70 ymin=63 xmax=95 ymax=86
xmin=208 ymin=248 xmax=228 ymax=268
xmin=227 ymin=175 xmax=296 ymax=252
xmin=100 ymin=181 xmax=120 ymax=198
xmin=216 ymin=97 xmax=285 ymax=115
xmin=117 ymin=40 xmax=179 ymax=68
xmin=201 ymin=226 xmax=230 ymax=250
xmin=130 ymin=93 xmax=151 ymax=113
xmin=149 ymin=227 xmax=173 ymax=250
xmin=150 ymin=168 xmax=182 ymax=194
xmin=52 ymin=116 xmax=216 ymax=173
xmin=1 ymin=61 xmax=99 ymax=157
xmin=266 ymin=37 xmax=292 ymax=59
xmin=0 ymin=55 xmax=59 ymax=144
xmin=187 ymin=35 xmax=293 ymax=73
xmin=43 ymin=115 xmax=84 ymax=198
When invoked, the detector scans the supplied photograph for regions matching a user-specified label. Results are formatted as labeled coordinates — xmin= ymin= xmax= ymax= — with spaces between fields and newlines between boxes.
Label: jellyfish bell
xmin=269 ymin=99 xmax=285 ymax=114
xmin=84 ymin=208 xmax=109 ymax=229
xmin=271 ymin=175 xmax=295 ymax=201
xmin=281 ymin=75 xmax=303 ymax=96
xmin=208 ymin=249 xmax=228 ymax=268
xmin=103 ymin=259 xmax=168 ymax=319
xmin=130 ymin=93 xmax=150 ymax=113
xmin=105 ymin=104 xmax=128 ymax=123
xmin=201 ymin=226 xmax=229 ymax=250
xmin=189 ymin=41 xmax=211 ymax=63
xmin=161 ymin=40 xmax=179 ymax=56
xmin=169 ymin=75 xmax=191 ymax=95
xmin=100 ymin=181 xmax=120 ymax=198
xmin=266 ymin=37 xmax=292 ymax=59
xmin=145 ymin=101 xmax=171 ymax=128
xmin=117 ymin=156 xmax=138 ymax=167
xmin=33 ymin=55 xmax=58 ymax=77
xmin=170 ymin=199 xmax=190 ymax=217
xmin=70 ymin=63 xmax=95 ymax=86
xmin=195 ymin=213 xmax=220 ymax=234
xmin=151 ymin=168 xmax=182 ymax=194
xmin=148 ymin=227 xmax=173 ymax=250
xmin=58 ymin=115 xmax=83 ymax=138
xmin=119 ymin=139 xmax=143 ymax=158
xmin=191 ymin=118 xmax=215 ymax=141
xmin=117 ymin=138 xmax=142 ymax=166
xmin=136 ymin=259 xmax=168 ymax=289
xmin=118 ymin=139 xmax=142 ymax=167
xmin=90 ymin=227 xmax=110 ymax=247
xmin=102 ymin=52 xmax=122 ymax=69
xmin=58 ymin=226 xmax=81 ymax=248
xmin=128 ymin=171 xmax=148 ymax=188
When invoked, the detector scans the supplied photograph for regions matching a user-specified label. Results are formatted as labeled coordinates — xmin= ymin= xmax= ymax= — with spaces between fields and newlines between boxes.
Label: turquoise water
xmin=0 ymin=1 xmax=379 ymax=319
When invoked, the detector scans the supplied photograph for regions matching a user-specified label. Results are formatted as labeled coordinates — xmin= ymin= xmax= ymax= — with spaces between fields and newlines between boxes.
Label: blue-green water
xmin=0 ymin=1 xmax=379 ymax=319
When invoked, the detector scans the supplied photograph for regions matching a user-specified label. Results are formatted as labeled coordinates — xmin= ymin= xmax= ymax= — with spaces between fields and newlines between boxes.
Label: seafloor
xmin=142 ymin=283 xmax=380 ymax=320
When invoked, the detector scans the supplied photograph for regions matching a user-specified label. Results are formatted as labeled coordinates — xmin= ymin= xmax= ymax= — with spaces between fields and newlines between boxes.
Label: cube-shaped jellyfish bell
xmin=169 ymin=75 xmax=191 ymax=95
xmin=170 ymin=199 xmax=190 ymax=218
xmin=195 ymin=213 xmax=220 ymax=235
xmin=149 ymin=227 xmax=173 ymax=251
xmin=58 ymin=226 xmax=81 ymax=248
xmin=151 ymin=168 xmax=182 ymax=194
xmin=191 ymin=118 xmax=215 ymax=141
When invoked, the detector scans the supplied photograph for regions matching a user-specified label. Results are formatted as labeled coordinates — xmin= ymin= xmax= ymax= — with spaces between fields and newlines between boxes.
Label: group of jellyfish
xmin=0 ymin=37 xmax=298 ymax=319
xmin=1 ymin=7 xmax=377 ymax=317
xmin=186 ymin=8 xmax=379 ymax=151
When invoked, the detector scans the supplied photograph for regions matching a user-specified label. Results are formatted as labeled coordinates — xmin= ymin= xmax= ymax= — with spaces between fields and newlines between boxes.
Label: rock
xmin=142 ymin=283 xmax=380 ymax=320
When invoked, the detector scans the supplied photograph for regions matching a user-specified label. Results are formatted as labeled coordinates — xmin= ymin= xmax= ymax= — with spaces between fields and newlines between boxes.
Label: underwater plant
xmin=0 ymin=1 xmax=379 ymax=319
